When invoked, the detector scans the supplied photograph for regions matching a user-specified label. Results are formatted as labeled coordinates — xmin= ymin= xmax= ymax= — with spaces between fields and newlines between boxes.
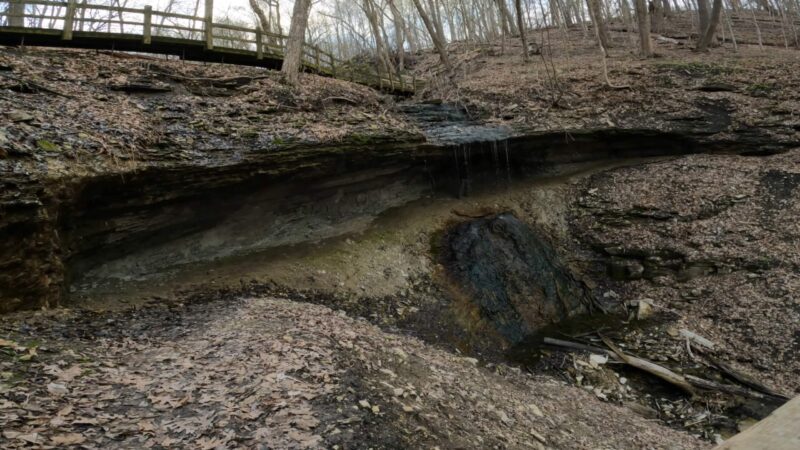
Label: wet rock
xmin=609 ymin=257 xmax=645 ymax=281
xmin=440 ymin=212 xmax=593 ymax=345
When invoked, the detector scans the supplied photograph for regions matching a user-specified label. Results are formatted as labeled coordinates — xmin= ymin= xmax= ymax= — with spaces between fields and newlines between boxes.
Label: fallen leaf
xmin=51 ymin=433 xmax=86 ymax=445
xmin=19 ymin=347 xmax=38 ymax=361
xmin=0 ymin=338 xmax=25 ymax=351
xmin=47 ymin=382 xmax=69 ymax=396
xmin=4 ymin=431 xmax=40 ymax=444
xmin=7 ymin=110 xmax=34 ymax=122
xmin=57 ymin=404 xmax=74 ymax=416
xmin=58 ymin=365 xmax=83 ymax=382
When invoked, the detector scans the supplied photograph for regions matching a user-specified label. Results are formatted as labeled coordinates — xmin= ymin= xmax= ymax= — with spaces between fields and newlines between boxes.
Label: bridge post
xmin=143 ymin=6 xmax=152 ymax=44
xmin=62 ymin=0 xmax=76 ymax=40
xmin=256 ymin=27 xmax=263 ymax=59
xmin=8 ymin=1 xmax=25 ymax=28
xmin=204 ymin=0 xmax=214 ymax=50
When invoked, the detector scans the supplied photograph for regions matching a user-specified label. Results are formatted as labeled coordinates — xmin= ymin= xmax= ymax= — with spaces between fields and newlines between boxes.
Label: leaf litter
xmin=1 ymin=295 xmax=708 ymax=449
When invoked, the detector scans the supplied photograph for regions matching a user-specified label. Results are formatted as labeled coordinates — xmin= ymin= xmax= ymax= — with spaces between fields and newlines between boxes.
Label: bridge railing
xmin=0 ymin=1 xmax=421 ymax=93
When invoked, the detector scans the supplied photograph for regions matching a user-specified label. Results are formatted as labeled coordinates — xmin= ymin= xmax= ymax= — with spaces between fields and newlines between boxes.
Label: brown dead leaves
xmin=1 ymin=294 xmax=710 ymax=449
xmin=0 ymin=47 xmax=419 ymax=176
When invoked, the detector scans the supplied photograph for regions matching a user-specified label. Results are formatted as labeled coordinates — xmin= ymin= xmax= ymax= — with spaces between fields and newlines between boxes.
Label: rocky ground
xmin=571 ymin=150 xmax=800 ymax=396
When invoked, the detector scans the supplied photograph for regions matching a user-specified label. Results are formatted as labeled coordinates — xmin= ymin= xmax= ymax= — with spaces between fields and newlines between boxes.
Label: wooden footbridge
xmin=0 ymin=1 xmax=421 ymax=95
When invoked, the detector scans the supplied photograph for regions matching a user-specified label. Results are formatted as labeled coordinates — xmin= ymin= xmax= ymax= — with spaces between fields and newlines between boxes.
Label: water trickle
xmin=461 ymin=144 xmax=472 ymax=197
xmin=491 ymin=140 xmax=500 ymax=179
xmin=502 ymin=139 xmax=512 ymax=185
xmin=398 ymin=102 xmax=511 ymax=145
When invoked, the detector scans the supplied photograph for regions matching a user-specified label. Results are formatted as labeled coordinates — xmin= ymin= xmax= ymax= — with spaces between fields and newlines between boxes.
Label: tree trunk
xmin=281 ymin=0 xmax=313 ymax=84
xmin=495 ymin=0 xmax=519 ymax=35
xmin=273 ymin=0 xmax=284 ymax=36
xmin=651 ymin=0 xmax=664 ymax=33
xmin=697 ymin=0 xmax=710 ymax=41
xmin=549 ymin=0 xmax=561 ymax=26
xmin=662 ymin=0 xmax=672 ymax=16
xmin=411 ymin=0 xmax=453 ymax=74
xmin=388 ymin=0 xmax=407 ymax=71
xmin=249 ymin=0 xmax=270 ymax=36
xmin=362 ymin=0 xmax=394 ymax=78
xmin=696 ymin=0 xmax=722 ymax=50
xmin=515 ymin=0 xmax=530 ymax=61
xmin=634 ymin=0 xmax=653 ymax=57
xmin=586 ymin=0 xmax=611 ymax=48
xmin=754 ymin=0 xmax=771 ymax=11
xmin=9 ymin=1 xmax=25 ymax=27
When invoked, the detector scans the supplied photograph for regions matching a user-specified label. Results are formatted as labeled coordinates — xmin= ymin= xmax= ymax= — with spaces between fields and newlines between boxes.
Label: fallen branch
xmin=108 ymin=83 xmax=172 ymax=94
xmin=679 ymin=329 xmax=716 ymax=350
xmin=543 ymin=337 xmax=620 ymax=360
xmin=685 ymin=375 xmax=787 ymax=403
xmin=706 ymin=356 xmax=788 ymax=400
xmin=322 ymin=96 xmax=358 ymax=105
xmin=600 ymin=335 xmax=696 ymax=395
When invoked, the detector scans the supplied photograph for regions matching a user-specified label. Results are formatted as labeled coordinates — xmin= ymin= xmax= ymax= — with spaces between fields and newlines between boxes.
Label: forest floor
xmin=414 ymin=16 xmax=800 ymax=150
xmin=0 ymin=46 xmax=420 ymax=176
xmin=2 ymin=19 xmax=800 ymax=450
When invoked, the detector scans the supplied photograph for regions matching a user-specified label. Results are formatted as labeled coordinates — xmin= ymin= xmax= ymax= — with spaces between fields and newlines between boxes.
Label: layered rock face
xmin=1 ymin=139 xmax=429 ymax=313
xmin=0 ymin=169 xmax=63 ymax=313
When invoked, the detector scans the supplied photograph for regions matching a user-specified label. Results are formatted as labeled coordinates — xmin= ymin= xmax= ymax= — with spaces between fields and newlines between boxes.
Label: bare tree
xmin=249 ymin=0 xmax=270 ymax=34
xmin=514 ymin=0 xmax=530 ymax=61
xmin=388 ymin=0 xmax=408 ymax=70
xmin=696 ymin=0 xmax=722 ymax=50
xmin=634 ymin=0 xmax=653 ymax=57
xmin=282 ymin=0 xmax=313 ymax=84
xmin=697 ymin=0 xmax=710 ymax=42
xmin=586 ymin=0 xmax=611 ymax=49
xmin=495 ymin=0 xmax=519 ymax=35
xmin=410 ymin=0 xmax=453 ymax=73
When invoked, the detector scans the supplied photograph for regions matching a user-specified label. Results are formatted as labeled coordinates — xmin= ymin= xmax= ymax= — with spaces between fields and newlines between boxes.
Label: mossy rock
xmin=36 ymin=140 xmax=61 ymax=152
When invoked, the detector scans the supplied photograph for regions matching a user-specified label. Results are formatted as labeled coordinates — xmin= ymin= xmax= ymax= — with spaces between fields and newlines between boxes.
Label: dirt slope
xmin=0 ymin=295 xmax=706 ymax=449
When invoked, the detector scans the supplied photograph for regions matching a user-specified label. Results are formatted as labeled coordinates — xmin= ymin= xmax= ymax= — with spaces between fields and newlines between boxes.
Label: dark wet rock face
xmin=440 ymin=212 xmax=593 ymax=346
xmin=397 ymin=102 xmax=510 ymax=145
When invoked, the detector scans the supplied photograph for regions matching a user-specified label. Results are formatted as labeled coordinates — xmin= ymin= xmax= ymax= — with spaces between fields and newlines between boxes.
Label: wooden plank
xmin=151 ymin=10 xmax=203 ymax=22
xmin=714 ymin=396 xmax=800 ymax=449
xmin=213 ymin=22 xmax=258 ymax=34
